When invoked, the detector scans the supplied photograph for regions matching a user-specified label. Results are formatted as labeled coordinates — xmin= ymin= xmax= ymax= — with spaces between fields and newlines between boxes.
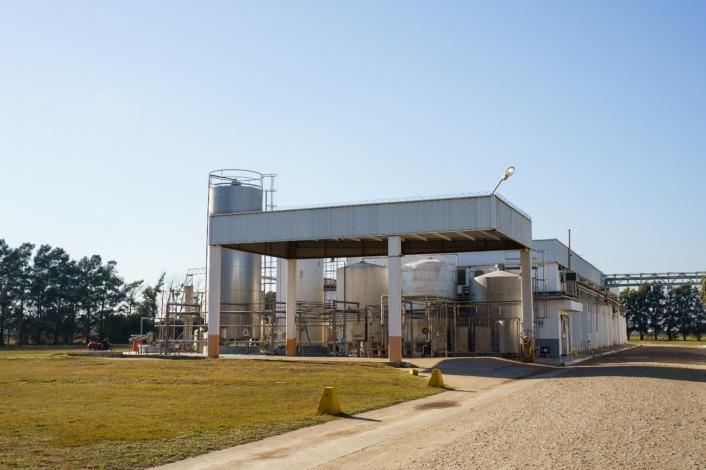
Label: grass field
xmin=627 ymin=335 xmax=706 ymax=347
xmin=0 ymin=347 xmax=441 ymax=469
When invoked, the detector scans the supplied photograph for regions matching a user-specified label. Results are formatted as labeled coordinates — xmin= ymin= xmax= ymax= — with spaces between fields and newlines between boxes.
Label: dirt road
xmin=319 ymin=345 xmax=706 ymax=470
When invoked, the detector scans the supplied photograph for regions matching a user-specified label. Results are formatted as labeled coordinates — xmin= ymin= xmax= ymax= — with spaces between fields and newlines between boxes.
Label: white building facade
xmin=455 ymin=239 xmax=626 ymax=358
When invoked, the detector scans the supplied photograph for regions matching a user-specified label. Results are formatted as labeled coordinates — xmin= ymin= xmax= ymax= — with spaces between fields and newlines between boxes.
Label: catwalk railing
xmin=603 ymin=272 xmax=706 ymax=288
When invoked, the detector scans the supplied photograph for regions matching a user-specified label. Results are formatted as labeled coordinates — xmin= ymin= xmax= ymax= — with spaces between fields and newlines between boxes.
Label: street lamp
xmin=491 ymin=166 xmax=515 ymax=194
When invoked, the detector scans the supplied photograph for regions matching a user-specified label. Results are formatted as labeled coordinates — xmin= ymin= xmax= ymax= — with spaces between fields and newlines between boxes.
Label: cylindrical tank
xmin=496 ymin=319 xmax=520 ymax=354
xmin=336 ymin=262 xmax=388 ymax=351
xmin=209 ymin=171 xmax=263 ymax=341
xmin=276 ymin=259 xmax=326 ymax=345
xmin=475 ymin=269 xmax=522 ymax=354
xmin=276 ymin=259 xmax=325 ymax=305
xmin=402 ymin=258 xmax=456 ymax=299
xmin=475 ymin=270 xmax=522 ymax=303
xmin=336 ymin=262 xmax=388 ymax=308
xmin=467 ymin=269 xmax=488 ymax=303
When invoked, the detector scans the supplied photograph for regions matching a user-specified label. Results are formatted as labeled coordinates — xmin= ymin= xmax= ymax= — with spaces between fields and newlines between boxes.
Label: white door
xmin=560 ymin=315 xmax=570 ymax=356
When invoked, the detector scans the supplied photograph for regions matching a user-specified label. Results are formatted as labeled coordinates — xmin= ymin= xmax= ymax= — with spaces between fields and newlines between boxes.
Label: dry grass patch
xmin=0 ymin=349 xmax=440 ymax=469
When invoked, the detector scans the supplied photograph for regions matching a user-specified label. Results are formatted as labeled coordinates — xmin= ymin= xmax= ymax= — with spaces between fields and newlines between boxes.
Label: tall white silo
xmin=208 ymin=170 xmax=263 ymax=341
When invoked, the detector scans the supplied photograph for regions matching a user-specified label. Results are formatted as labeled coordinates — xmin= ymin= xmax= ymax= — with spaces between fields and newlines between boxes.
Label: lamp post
xmin=491 ymin=166 xmax=515 ymax=194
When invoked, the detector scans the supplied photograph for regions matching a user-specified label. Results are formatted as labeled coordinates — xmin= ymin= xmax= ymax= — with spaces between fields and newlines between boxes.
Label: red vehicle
xmin=87 ymin=339 xmax=113 ymax=351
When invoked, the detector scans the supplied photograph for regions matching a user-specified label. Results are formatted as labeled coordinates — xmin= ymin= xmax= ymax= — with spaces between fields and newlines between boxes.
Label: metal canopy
xmin=208 ymin=194 xmax=532 ymax=259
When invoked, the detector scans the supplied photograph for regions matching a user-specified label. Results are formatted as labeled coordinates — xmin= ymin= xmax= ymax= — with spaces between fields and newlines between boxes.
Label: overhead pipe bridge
xmin=604 ymin=272 xmax=706 ymax=288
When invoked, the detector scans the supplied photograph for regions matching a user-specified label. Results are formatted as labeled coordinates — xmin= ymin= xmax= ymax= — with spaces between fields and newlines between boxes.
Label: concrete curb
xmin=560 ymin=344 xmax=639 ymax=366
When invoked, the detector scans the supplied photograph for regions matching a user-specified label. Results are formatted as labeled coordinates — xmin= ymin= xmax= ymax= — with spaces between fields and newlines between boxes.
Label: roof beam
xmin=479 ymin=230 xmax=501 ymax=241
xmin=432 ymin=232 xmax=452 ymax=241
xmin=455 ymin=232 xmax=477 ymax=241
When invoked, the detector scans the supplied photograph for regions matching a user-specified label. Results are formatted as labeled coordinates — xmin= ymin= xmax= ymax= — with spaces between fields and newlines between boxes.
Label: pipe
xmin=380 ymin=295 xmax=388 ymax=326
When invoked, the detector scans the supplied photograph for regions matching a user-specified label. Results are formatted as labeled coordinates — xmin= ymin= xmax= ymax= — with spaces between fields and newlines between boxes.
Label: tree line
xmin=621 ymin=281 xmax=706 ymax=341
xmin=0 ymin=239 xmax=165 ymax=346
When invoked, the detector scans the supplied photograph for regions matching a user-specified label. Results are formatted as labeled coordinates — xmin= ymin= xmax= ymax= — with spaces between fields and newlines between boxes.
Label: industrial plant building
xmin=197 ymin=169 xmax=624 ymax=362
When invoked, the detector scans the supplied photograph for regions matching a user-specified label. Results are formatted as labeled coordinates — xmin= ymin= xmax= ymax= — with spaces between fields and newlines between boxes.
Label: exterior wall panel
xmin=533 ymin=240 xmax=603 ymax=285
xmin=495 ymin=198 xmax=532 ymax=245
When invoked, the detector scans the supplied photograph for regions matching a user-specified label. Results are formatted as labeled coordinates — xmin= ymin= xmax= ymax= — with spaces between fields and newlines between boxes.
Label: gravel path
xmin=318 ymin=346 xmax=706 ymax=470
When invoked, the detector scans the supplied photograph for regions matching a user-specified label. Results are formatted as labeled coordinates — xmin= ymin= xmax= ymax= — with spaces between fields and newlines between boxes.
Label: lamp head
xmin=502 ymin=166 xmax=515 ymax=181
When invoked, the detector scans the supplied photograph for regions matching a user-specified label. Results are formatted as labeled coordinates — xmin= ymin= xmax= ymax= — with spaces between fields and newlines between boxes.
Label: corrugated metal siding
xmin=456 ymin=251 xmax=507 ymax=266
xmin=209 ymin=196 xmax=509 ymax=244
xmin=455 ymin=240 xmax=604 ymax=286
xmin=532 ymin=239 xmax=603 ymax=284
xmin=495 ymin=198 xmax=532 ymax=246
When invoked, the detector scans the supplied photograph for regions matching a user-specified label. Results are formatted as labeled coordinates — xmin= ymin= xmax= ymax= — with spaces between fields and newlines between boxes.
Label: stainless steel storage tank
xmin=336 ymin=262 xmax=388 ymax=349
xmin=467 ymin=269 xmax=488 ymax=303
xmin=336 ymin=261 xmax=389 ymax=308
xmin=276 ymin=259 xmax=325 ymax=304
xmin=474 ymin=269 xmax=522 ymax=303
xmin=474 ymin=269 xmax=522 ymax=354
xmin=402 ymin=258 xmax=456 ymax=299
xmin=208 ymin=170 xmax=264 ymax=341
xmin=276 ymin=259 xmax=326 ymax=346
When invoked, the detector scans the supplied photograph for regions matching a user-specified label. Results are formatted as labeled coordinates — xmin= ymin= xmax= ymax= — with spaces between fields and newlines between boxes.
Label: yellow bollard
xmin=317 ymin=386 xmax=342 ymax=415
xmin=427 ymin=368 xmax=445 ymax=388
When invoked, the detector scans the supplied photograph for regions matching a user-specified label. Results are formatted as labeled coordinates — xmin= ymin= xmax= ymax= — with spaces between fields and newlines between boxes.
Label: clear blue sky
xmin=1 ymin=1 xmax=705 ymax=285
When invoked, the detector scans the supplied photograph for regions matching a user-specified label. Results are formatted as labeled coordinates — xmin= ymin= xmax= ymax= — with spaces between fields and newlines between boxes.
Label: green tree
xmin=264 ymin=291 xmax=276 ymax=312
xmin=58 ymin=259 xmax=82 ymax=344
xmin=621 ymin=288 xmax=636 ymax=339
xmin=42 ymin=246 xmax=74 ymax=344
xmin=77 ymin=255 xmax=103 ymax=342
xmin=119 ymin=280 xmax=145 ymax=316
xmin=104 ymin=280 xmax=144 ymax=343
xmin=131 ymin=273 xmax=165 ymax=338
xmin=0 ymin=240 xmax=12 ymax=345
xmin=94 ymin=260 xmax=126 ymax=341
xmin=134 ymin=273 xmax=165 ymax=319
xmin=0 ymin=239 xmax=14 ymax=346
xmin=645 ymin=284 xmax=665 ymax=340
xmin=622 ymin=286 xmax=649 ymax=340
xmin=0 ymin=240 xmax=144 ymax=345
xmin=693 ymin=295 xmax=706 ymax=341
xmin=11 ymin=243 xmax=35 ymax=345
xmin=671 ymin=285 xmax=701 ymax=341
xmin=28 ymin=245 xmax=54 ymax=344
xmin=663 ymin=288 xmax=680 ymax=341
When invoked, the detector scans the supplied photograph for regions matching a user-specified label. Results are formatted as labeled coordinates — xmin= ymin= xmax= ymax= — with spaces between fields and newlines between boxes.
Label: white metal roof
xmin=208 ymin=194 xmax=532 ymax=259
